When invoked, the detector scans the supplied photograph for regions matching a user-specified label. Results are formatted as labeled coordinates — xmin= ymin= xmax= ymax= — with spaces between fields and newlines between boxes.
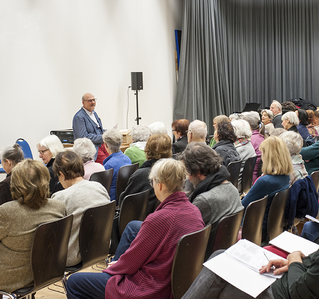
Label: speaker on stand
xmin=131 ymin=72 xmax=143 ymax=125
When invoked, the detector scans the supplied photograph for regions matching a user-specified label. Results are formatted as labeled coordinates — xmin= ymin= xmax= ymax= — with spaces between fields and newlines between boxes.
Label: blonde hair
xmin=11 ymin=159 xmax=50 ymax=209
xmin=145 ymin=134 xmax=172 ymax=160
xmin=259 ymin=136 xmax=293 ymax=175
xmin=149 ymin=158 xmax=186 ymax=193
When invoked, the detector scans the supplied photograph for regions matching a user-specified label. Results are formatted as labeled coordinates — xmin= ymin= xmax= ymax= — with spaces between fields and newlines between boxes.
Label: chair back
xmin=89 ymin=169 xmax=114 ymax=195
xmin=16 ymin=138 xmax=33 ymax=159
xmin=205 ymin=209 xmax=244 ymax=260
xmin=79 ymin=201 xmax=116 ymax=269
xmin=171 ymin=225 xmax=211 ymax=299
xmin=119 ymin=189 xmax=151 ymax=236
xmin=28 ymin=215 xmax=73 ymax=292
xmin=311 ymin=171 xmax=319 ymax=193
xmin=267 ymin=188 xmax=290 ymax=241
xmin=240 ymin=156 xmax=257 ymax=194
xmin=116 ymin=163 xmax=139 ymax=201
xmin=242 ymin=196 xmax=268 ymax=246
xmin=227 ymin=160 xmax=242 ymax=189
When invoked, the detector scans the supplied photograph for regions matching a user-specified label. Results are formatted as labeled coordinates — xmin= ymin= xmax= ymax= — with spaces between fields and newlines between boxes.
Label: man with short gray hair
xmin=102 ymin=129 xmax=132 ymax=203
xmin=187 ymin=120 xmax=207 ymax=143
xmin=270 ymin=100 xmax=284 ymax=128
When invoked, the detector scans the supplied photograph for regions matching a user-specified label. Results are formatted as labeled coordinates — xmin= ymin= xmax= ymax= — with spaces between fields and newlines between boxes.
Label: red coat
xmin=104 ymin=191 xmax=204 ymax=299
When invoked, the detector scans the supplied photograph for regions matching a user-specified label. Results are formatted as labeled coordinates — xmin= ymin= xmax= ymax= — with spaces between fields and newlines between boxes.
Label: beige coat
xmin=0 ymin=199 xmax=66 ymax=292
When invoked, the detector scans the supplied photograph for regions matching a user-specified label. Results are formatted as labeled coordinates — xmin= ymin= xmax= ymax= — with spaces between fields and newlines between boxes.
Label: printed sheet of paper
xmin=269 ymin=231 xmax=319 ymax=256
xmin=204 ymin=240 xmax=284 ymax=298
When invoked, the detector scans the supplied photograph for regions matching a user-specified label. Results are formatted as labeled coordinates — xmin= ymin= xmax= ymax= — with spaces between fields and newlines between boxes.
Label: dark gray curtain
xmin=174 ymin=0 xmax=319 ymax=134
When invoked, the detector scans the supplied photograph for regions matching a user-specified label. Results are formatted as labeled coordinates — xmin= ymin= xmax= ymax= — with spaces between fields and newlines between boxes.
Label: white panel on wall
xmin=0 ymin=0 xmax=183 ymax=158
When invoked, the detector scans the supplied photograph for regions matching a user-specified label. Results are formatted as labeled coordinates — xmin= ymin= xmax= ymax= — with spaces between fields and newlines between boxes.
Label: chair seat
xmin=65 ymin=262 xmax=82 ymax=274
xmin=13 ymin=286 xmax=34 ymax=297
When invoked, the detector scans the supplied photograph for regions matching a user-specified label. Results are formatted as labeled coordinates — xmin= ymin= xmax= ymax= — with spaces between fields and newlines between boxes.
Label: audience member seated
xmin=232 ymin=119 xmax=257 ymax=189
xmin=281 ymin=111 xmax=299 ymax=133
xmin=300 ymin=138 xmax=319 ymax=175
xmin=212 ymin=120 xmax=241 ymax=166
xmin=182 ymin=142 xmax=243 ymax=237
xmin=148 ymin=121 xmax=167 ymax=135
xmin=72 ymin=137 xmax=105 ymax=180
xmin=296 ymin=109 xmax=311 ymax=141
xmin=187 ymin=119 xmax=207 ymax=143
xmin=0 ymin=144 xmax=24 ymax=205
xmin=52 ymin=151 xmax=110 ymax=266
xmin=0 ymin=159 xmax=66 ymax=292
xmin=279 ymin=131 xmax=308 ymax=185
xmin=37 ymin=134 xmax=64 ymax=195
xmin=242 ymin=111 xmax=265 ymax=182
xmin=65 ymin=158 xmax=204 ymax=299
xmin=261 ymin=109 xmax=274 ymax=135
xmin=210 ymin=115 xmax=230 ymax=147
xmin=306 ymin=109 xmax=319 ymax=138
xmin=102 ymin=129 xmax=132 ymax=202
xmin=269 ymin=128 xmax=286 ymax=137
xmin=171 ymin=119 xmax=189 ymax=154
xmin=270 ymin=100 xmax=283 ymax=128
xmin=301 ymin=221 xmax=319 ymax=243
xmin=281 ymin=100 xmax=297 ymax=113
xmin=182 ymin=249 xmax=319 ymax=299
xmin=119 ymin=133 xmax=172 ymax=216
xmin=241 ymin=136 xmax=293 ymax=242
xmin=124 ymin=125 xmax=151 ymax=167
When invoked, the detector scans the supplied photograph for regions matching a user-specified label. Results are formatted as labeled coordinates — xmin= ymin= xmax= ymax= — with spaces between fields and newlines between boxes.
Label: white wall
xmin=0 ymin=0 xmax=183 ymax=159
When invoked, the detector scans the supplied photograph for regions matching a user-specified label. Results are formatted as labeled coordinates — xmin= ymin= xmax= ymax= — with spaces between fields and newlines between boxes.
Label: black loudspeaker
xmin=131 ymin=72 xmax=143 ymax=90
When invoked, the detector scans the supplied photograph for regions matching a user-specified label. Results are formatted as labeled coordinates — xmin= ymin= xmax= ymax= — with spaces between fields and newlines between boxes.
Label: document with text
xmin=204 ymin=239 xmax=284 ymax=298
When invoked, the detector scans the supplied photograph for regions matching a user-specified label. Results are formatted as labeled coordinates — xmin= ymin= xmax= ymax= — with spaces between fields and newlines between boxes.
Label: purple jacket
xmin=251 ymin=130 xmax=264 ymax=182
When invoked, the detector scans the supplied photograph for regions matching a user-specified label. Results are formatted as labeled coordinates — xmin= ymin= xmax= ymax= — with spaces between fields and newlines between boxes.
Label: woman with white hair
xmin=73 ymin=137 xmax=105 ymax=180
xmin=281 ymin=111 xmax=299 ymax=132
xmin=37 ymin=134 xmax=64 ymax=195
xmin=124 ymin=125 xmax=151 ymax=167
xmin=261 ymin=109 xmax=274 ymax=135
xmin=232 ymin=119 xmax=256 ymax=188
xmin=148 ymin=121 xmax=167 ymax=135
xmin=279 ymin=131 xmax=308 ymax=185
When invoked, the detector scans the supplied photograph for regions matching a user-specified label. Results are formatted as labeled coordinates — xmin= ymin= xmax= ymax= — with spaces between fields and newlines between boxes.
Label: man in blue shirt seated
xmin=102 ymin=129 xmax=131 ymax=203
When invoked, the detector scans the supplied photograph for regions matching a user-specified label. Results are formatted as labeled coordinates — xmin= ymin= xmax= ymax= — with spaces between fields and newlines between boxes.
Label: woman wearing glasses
xmin=37 ymin=134 xmax=64 ymax=195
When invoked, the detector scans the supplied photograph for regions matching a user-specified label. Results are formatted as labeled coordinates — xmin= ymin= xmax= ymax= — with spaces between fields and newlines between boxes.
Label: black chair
xmin=0 ymin=215 xmax=73 ymax=299
xmin=63 ymin=201 xmax=116 ymax=287
xmin=267 ymin=188 xmax=290 ymax=242
xmin=205 ymin=209 xmax=244 ymax=261
xmin=119 ymin=189 xmax=151 ymax=236
xmin=227 ymin=160 xmax=242 ymax=189
xmin=311 ymin=170 xmax=319 ymax=193
xmin=89 ymin=168 xmax=114 ymax=195
xmin=116 ymin=163 xmax=139 ymax=201
xmin=171 ymin=225 xmax=211 ymax=299
xmin=241 ymin=196 xmax=268 ymax=246
xmin=240 ymin=156 xmax=257 ymax=195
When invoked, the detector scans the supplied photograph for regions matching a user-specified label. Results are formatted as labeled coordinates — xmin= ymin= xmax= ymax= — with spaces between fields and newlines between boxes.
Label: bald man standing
xmin=73 ymin=93 xmax=108 ymax=164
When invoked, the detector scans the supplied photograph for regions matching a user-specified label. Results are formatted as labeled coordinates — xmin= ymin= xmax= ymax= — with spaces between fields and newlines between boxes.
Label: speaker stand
xmin=134 ymin=90 xmax=141 ymax=125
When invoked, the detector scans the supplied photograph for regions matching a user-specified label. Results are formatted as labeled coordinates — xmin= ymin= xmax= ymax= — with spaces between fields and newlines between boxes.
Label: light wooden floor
xmin=34 ymin=261 xmax=107 ymax=299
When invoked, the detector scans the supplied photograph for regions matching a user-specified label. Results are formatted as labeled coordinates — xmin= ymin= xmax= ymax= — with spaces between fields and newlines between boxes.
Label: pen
xmin=263 ymin=251 xmax=276 ymax=271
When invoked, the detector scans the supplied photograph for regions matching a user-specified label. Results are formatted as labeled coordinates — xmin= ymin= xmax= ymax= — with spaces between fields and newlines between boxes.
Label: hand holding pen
xmin=259 ymin=251 xmax=289 ymax=275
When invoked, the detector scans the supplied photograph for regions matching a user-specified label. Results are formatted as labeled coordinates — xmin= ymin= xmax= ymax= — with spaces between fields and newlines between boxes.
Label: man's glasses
xmin=83 ymin=98 xmax=97 ymax=103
